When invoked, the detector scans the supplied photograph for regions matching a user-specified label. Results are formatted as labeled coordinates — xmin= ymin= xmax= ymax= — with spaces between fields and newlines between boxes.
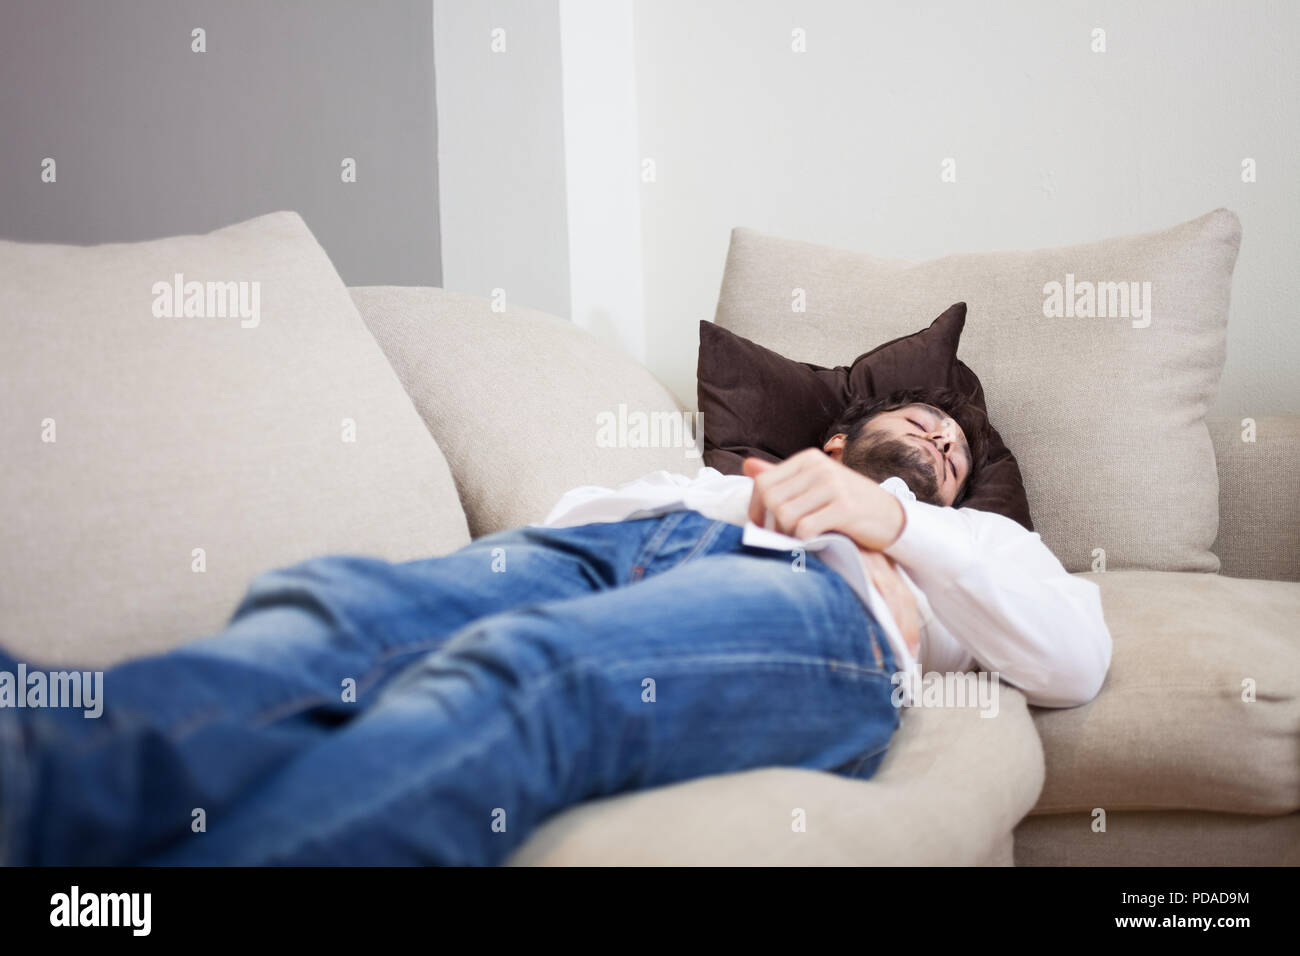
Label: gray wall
xmin=0 ymin=0 xmax=440 ymax=286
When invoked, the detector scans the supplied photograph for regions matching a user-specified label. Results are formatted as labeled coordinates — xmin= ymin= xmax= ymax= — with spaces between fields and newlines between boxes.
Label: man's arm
xmin=882 ymin=496 xmax=1112 ymax=707
xmin=744 ymin=450 xmax=906 ymax=549
xmin=744 ymin=450 xmax=1112 ymax=708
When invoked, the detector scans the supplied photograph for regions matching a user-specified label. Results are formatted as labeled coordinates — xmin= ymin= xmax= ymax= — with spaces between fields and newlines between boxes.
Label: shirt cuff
xmin=882 ymin=497 xmax=978 ymax=582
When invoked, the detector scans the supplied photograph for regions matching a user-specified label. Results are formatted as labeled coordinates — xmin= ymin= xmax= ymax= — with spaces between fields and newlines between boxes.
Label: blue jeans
xmin=0 ymin=510 xmax=899 ymax=866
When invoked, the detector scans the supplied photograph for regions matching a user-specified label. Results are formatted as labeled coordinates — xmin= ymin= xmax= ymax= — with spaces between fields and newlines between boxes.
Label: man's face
xmin=827 ymin=403 xmax=972 ymax=506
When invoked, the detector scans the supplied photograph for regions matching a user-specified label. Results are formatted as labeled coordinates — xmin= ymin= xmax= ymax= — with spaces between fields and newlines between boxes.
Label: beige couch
xmin=349 ymin=287 xmax=1300 ymax=867
xmin=2 ymin=211 xmax=1295 ymax=865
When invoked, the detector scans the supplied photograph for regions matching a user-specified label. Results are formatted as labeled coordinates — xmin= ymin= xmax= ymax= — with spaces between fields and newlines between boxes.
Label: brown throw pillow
xmin=697 ymin=302 xmax=1034 ymax=530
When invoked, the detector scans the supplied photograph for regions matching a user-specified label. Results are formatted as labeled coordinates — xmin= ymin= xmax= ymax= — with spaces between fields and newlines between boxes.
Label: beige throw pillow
xmin=0 ymin=212 xmax=469 ymax=665
xmin=350 ymin=286 xmax=698 ymax=538
xmin=713 ymin=209 xmax=1242 ymax=572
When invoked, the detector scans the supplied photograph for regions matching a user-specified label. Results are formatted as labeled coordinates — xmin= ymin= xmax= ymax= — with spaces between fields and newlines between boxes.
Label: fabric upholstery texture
xmin=1208 ymin=415 xmax=1300 ymax=582
xmin=0 ymin=212 xmax=469 ymax=666
xmin=1029 ymin=570 xmax=1300 ymax=816
xmin=507 ymin=686 xmax=1043 ymax=866
xmin=1015 ymin=810 xmax=1300 ymax=866
xmin=697 ymin=303 xmax=1034 ymax=529
xmin=713 ymin=209 xmax=1242 ymax=573
xmin=350 ymin=286 xmax=696 ymax=538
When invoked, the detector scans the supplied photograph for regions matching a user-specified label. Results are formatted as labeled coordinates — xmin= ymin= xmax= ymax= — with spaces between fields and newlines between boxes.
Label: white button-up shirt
xmin=538 ymin=466 xmax=1112 ymax=709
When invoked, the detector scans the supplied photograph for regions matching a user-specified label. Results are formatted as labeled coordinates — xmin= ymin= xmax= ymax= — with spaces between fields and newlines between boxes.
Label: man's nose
xmin=929 ymin=419 xmax=957 ymax=450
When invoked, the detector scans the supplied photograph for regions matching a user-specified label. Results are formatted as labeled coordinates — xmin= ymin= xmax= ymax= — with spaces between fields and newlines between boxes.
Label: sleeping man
xmin=0 ymin=385 xmax=1112 ymax=866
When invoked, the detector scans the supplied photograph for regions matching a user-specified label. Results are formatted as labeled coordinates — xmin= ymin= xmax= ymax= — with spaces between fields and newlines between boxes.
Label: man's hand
xmin=742 ymin=449 xmax=907 ymax=552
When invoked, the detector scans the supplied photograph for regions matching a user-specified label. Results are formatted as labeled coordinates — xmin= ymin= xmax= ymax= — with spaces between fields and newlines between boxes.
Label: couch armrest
xmin=1208 ymin=415 xmax=1300 ymax=581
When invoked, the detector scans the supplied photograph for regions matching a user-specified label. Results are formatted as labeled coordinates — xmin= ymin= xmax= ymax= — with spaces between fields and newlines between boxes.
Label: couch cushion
xmin=1031 ymin=570 xmax=1300 ymax=815
xmin=350 ymin=286 xmax=696 ymax=537
xmin=1016 ymin=809 xmax=1300 ymax=866
xmin=1209 ymin=414 xmax=1300 ymax=582
xmin=507 ymin=686 xmax=1043 ymax=865
xmin=714 ymin=209 xmax=1241 ymax=573
xmin=0 ymin=212 xmax=469 ymax=666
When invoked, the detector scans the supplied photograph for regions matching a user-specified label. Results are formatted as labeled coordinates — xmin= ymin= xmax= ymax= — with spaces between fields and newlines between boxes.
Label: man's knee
xmin=382 ymin=608 xmax=605 ymax=727
xmin=234 ymin=555 xmax=394 ymax=627
xmin=370 ymin=607 xmax=611 ymax=790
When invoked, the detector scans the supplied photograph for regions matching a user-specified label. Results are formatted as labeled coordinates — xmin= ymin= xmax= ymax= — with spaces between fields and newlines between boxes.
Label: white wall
xmin=633 ymin=0 xmax=1300 ymax=415
xmin=436 ymin=0 xmax=1299 ymax=416
xmin=436 ymin=0 xmax=646 ymax=357
xmin=559 ymin=0 xmax=647 ymax=363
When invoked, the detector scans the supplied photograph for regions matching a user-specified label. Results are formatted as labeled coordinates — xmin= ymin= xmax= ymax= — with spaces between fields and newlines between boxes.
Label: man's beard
xmin=841 ymin=430 xmax=943 ymax=505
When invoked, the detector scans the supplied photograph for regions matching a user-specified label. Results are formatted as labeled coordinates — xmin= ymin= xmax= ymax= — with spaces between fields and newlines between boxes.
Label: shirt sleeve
xmin=882 ymin=498 xmax=1113 ymax=708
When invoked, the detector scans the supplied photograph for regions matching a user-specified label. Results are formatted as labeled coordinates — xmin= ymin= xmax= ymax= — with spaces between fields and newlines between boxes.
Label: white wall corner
xmin=433 ymin=0 xmax=572 ymax=319
xmin=558 ymin=0 xmax=647 ymax=363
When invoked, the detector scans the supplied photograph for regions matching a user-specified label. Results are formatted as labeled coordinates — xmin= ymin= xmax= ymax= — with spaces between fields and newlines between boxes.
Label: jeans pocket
xmin=632 ymin=513 xmax=736 ymax=582
xmin=806 ymin=551 xmax=893 ymax=677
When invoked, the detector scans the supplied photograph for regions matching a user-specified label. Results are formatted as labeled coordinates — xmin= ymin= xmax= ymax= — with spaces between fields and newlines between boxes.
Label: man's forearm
xmin=843 ymin=493 xmax=907 ymax=553
xmin=884 ymin=497 xmax=1113 ymax=707
xmin=744 ymin=449 xmax=908 ymax=551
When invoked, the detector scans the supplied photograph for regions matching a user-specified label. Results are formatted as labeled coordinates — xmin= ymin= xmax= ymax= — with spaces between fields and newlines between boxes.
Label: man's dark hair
xmin=822 ymin=386 xmax=990 ymax=507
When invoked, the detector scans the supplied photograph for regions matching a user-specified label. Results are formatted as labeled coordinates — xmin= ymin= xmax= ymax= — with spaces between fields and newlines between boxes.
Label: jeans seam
xmin=171 ymin=633 xmax=459 ymax=739
xmin=631 ymin=514 xmax=731 ymax=585
xmin=672 ymin=519 xmax=728 ymax=567
xmin=150 ymin=630 xmax=459 ymax=743
xmin=244 ymin=654 xmax=599 ymax=864
xmin=805 ymin=553 xmax=893 ymax=676
xmin=602 ymin=653 xmax=896 ymax=681
xmin=626 ymin=511 xmax=689 ymax=583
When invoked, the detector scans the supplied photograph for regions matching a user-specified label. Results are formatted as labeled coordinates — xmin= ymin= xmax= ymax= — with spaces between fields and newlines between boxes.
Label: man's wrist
xmin=882 ymin=494 xmax=907 ymax=549
xmin=851 ymin=489 xmax=907 ymax=551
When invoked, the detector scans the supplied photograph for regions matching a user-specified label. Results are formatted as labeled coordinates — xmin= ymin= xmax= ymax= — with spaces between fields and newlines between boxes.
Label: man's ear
xmin=824 ymin=433 xmax=847 ymax=460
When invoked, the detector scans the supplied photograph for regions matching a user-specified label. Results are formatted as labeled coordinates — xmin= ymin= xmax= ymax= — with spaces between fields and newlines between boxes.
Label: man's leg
xmin=0 ymin=517 xmax=676 ymax=865
xmin=144 ymin=516 xmax=900 ymax=866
